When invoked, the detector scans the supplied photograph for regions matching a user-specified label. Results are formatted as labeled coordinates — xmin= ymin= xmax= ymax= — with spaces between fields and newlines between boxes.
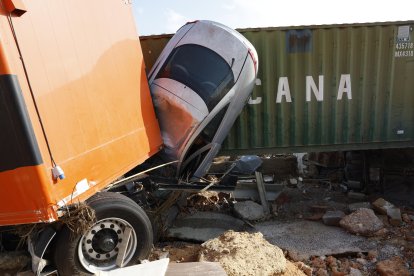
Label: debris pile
xmin=199 ymin=230 xmax=305 ymax=276
xmin=187 ymin=191 xmax=231 ymax=211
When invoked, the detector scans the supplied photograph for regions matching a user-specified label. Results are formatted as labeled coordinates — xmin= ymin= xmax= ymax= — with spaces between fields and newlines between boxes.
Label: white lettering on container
xmin=306 ymin=75 xmax=324 ymax=102
xmin=248 ymin=78 xmax=262 ymax=104
xmin=337 ymin=74 xmax=352 ymax=100
xmin=276 ymin=77 xmax=292 ymax=103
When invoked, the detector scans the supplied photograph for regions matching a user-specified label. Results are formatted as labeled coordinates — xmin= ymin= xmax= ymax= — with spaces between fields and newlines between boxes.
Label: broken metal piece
xmin=115 ymin=227 xmax=133 ymax=268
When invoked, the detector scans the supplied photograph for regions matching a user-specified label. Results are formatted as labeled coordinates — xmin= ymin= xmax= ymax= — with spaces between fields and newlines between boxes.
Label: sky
xmin=132 ymin=0 xmax=413 ymax=36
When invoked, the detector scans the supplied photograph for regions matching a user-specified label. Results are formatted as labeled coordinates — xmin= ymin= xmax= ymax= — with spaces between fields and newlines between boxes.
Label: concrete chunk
xmin=339 ymin=208 xmax=384 ymax=236
xmin=376 ymin=256 xmax=410 ymax=276
xmin=387 ymin=207 xmax=402 ymax=226
xmin=372 ymin=198 xmax=394 ymax=215
xmin=167 ymin=212 xmax=245 ymax=242
xmin=322 ymin=210 xmax=345 ymax=226
xmin=348 ymin=202 xmax=372 ymax=213
xmin=234 ymin=200 xmax=266 ymax=221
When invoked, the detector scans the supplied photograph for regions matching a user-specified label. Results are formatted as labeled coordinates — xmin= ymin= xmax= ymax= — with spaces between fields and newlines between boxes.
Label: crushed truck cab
xmin=0 ymin=1 xmax=258 ymax=275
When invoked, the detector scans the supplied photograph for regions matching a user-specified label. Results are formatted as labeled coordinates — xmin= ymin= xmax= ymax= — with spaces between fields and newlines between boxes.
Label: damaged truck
xmin=0 ymin=1 xmax=258 ymax=275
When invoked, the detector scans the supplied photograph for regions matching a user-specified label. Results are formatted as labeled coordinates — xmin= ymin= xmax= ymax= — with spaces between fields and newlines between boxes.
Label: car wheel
xmin=54 ymin=192 xmax=153 ymax=276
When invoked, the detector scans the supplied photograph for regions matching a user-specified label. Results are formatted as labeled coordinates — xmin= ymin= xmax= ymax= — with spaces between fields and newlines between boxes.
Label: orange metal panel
xmin=0 ymin=165 xmax=57 ymax=225
xmin=3 ymin=0 xmax=26 ymax=16
xmin=0 ymin=0 xmax=162 ymax=226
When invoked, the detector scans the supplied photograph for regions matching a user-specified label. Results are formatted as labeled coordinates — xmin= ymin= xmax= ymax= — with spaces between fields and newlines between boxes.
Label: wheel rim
xmin=78 ymin=217 xmax=137 ymax=273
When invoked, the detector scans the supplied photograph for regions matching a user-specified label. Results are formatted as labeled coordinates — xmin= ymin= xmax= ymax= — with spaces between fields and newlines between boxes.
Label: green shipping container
xmin=140 ymin=21 xmax=414 ymax=154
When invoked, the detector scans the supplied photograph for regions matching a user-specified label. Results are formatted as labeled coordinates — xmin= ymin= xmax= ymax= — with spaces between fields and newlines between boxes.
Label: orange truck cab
xmin=0 ymin=1 xmax=258 ymax=275
xmin=0 ymin=0 xmax=162 ymax=226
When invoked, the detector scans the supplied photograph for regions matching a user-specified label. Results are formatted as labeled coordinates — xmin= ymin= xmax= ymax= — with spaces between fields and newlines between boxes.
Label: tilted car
xmin=148 ymin=20 xmax=258 ymax=180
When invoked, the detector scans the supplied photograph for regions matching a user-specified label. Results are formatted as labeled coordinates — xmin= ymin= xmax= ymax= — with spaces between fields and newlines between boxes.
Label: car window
xmin=155 ymin=44 xmax=235 ymax=111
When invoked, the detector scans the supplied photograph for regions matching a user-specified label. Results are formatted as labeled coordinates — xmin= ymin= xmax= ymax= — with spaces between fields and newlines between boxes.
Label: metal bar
xmin=255 ymin=171 xmax=270 ymax=215
xmin=111 ymin=160 xmax=179 ymax=187
xmin=115 ymin=227 xmax=132 ymax=268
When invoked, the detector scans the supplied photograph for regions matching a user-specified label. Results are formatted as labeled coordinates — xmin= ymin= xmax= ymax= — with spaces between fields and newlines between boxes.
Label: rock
xmin=315 ymin=268 xmax=328 ymax=276
xmin=376 ymin=256 xmax=409 ymax=276
xmin=289 ymin=178 xmax=298 ymax=185
xmin=288 ymin=250 xmax=303 ymax=262
xmin=356 ymin=258 xmax=367 ymax=265
xmin=311 ymin=257 xmax=326 ymax=269
xmin=322 ymin=211 xmax=345 ymax=226
xmin=295 ymin=261 xmax=312 ymax=276
xmin=372 ymin=198 xmax=394 ymax=215
xmin=402 ymin=213 xmax=411 ymax=223
xmin=349 ymin=267 xmax=363 ymax=276
xmin=331 ymin=268 xmax=345 ymax=276
xmin=348 ymin=202 xmax=372 ymax=212
xmin=199 ymin=230 xmax=287 ymax=275
xmin=347 ymin=192 xmax=366 ymax=200
xmin=325 ymin=256 xmax=337 ymax=269
xmin=378 ymin=215 xmax=390 ymax=226
xmin=367 ymin=250 xmax=378 ymax=260
xmin=339 ymin=208 xmax=384 ymax=236
xmin=387 ymin=207 xmax=402 ymax=226
xmin=233 ymin=200 xmax=265 ymax=221
xmin=284 ymin=261 xmax=307 ymax=276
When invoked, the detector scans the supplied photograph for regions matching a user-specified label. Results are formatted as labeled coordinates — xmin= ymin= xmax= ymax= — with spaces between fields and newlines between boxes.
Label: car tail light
xmin=248 ymin=48 xmax=257 ymax=73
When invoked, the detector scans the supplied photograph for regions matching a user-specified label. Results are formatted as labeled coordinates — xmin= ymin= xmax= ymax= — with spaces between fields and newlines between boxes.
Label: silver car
xmin=148 ymin=20 xmax=258 ymax=180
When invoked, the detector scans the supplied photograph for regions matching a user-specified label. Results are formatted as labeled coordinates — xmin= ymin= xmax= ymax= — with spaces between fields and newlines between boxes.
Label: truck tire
xmin=54 ymin=192 xmax=153 ymax=276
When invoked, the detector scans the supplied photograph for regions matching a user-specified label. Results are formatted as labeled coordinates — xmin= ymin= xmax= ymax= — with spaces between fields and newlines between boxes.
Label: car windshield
xmin=155 ymin=44 xmax=235 ymax=111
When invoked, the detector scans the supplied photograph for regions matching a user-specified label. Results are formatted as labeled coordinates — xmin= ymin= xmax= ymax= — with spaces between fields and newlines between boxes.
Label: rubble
xmin=376 ymin=256 xmax=410 ymax=276
xmin=348 ymin=202 xmax=371 ymax=213
xmin=372 ymin=198 xmax=395 ymax=215
xmin=387 ymin=207 xmax=403 ymax=226
xmin=289 ymin=178 xmax=298 ymax=186
xmin=199 ymin=230 xmax=288 ymax=276
xmin=233 ymin=200 xmax=266 ymax=221
xmin=322 ymin=211 xmax=345 ymax=226
xmin=402 ymin=213 xmax=411 ymax=223
xmin=348 ymin=267 xmax=363 ymax=276
xmin=294 ymin=261 xmax=312 ymax=276
xmin=339 ymin=208 xmax=384 ymax=236
xmin=187 ymin=191 xmax=230 ymax=211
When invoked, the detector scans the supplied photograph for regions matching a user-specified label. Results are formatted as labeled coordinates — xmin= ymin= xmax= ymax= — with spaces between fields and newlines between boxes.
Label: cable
xmin=6 ymin=14 xmax=57 ymax=166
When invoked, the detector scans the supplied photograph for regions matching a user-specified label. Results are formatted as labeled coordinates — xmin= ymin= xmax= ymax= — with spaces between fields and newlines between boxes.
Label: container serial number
xmin=395 ymin=50 xmax=414 ymax=57
xmin=395 ymin=42 xmax=414 ymax=50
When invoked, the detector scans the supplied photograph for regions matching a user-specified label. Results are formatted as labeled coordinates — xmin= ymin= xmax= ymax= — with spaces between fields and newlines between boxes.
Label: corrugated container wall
xmin=140 ymin=21 xmax=414 ymax=154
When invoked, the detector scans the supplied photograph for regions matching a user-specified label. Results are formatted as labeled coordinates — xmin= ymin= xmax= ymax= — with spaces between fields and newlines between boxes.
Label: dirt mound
xmin=199 ymin=230 xmax=287 ymax=275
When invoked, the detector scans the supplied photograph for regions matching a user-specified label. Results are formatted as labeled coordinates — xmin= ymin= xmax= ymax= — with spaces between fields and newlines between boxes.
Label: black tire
xmin=54 ymin=192 xmax=153 ymax=276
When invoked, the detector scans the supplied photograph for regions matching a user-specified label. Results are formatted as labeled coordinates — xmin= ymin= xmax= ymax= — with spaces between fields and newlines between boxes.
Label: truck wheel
xmin=54 ymin=192 xmax=153 ymax=276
